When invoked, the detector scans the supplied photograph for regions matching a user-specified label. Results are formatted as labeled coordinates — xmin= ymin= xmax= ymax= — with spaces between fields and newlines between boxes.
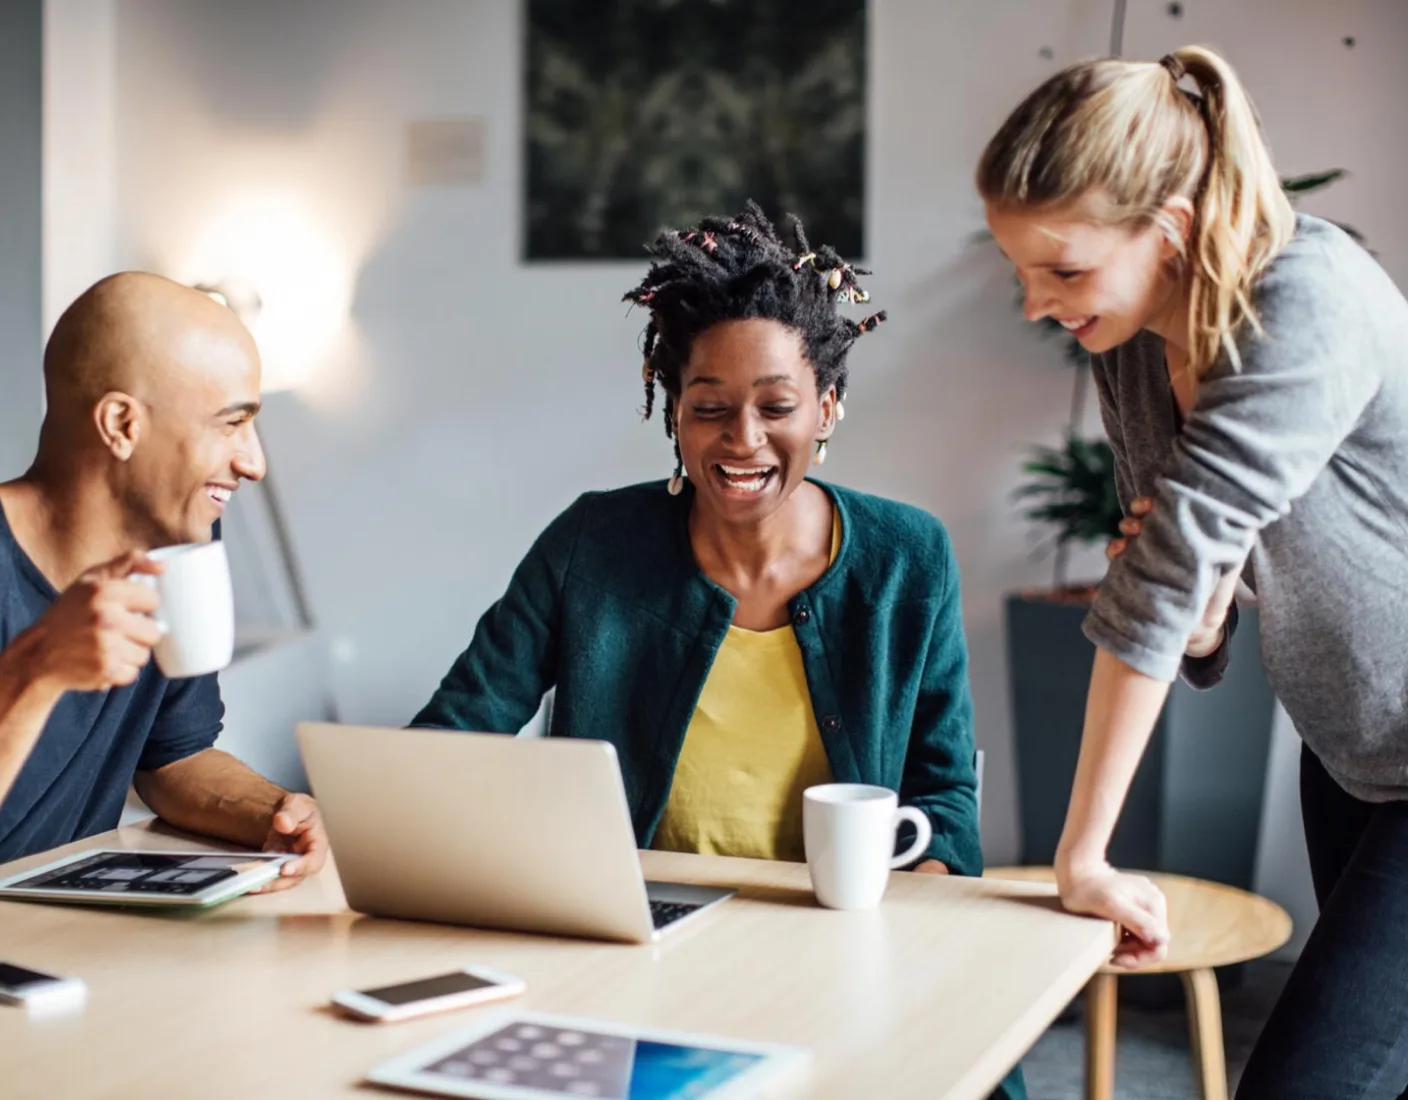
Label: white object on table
xmin=803 ymin=783 xmax=932 ymax=910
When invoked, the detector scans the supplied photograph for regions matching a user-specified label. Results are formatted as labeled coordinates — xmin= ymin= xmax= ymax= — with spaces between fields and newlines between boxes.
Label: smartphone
xmin=0 ymin=961 xmax=87 ymax=1010
xmin=331 ymin=965 xmax=525 ymax=1023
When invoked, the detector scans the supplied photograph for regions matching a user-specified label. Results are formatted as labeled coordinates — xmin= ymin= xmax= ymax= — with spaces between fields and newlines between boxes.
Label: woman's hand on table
xmin=1057 ymin=859 xmax=1169 ymax=968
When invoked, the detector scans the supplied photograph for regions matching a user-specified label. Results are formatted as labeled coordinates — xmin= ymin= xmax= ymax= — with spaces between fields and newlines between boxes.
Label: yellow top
xmin=653 ymin=512 xmax=840 ymax=863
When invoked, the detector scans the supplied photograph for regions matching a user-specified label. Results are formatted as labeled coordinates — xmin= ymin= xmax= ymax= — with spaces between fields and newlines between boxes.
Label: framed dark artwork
xmin=524 ymin=0 xmax=866 ymax=260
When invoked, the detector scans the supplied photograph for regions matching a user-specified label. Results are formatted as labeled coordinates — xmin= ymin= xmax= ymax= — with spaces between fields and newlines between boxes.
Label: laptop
xmin=296 ymin=723 xmax=734 ymax=944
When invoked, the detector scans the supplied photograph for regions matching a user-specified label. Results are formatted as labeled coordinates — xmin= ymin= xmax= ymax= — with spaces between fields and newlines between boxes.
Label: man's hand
xmin=252 ymin=793 xmax=328 ymax=893
xmin=913 ymin=859 xmax=949 ymax=874
xmin=24 ymin=551 xmax=165 ymax=692
xmin=1106 ymin=497 xmax=1234 ymax=658
xmin=136 ymin=753 xmax=330 ymax=894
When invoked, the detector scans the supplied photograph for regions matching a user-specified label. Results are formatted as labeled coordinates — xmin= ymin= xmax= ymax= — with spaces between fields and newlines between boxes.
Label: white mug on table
xmin=133 ymin=542 xmax=235 ymax=679
xmin=803 ymin=783 xmax=932 ymax=910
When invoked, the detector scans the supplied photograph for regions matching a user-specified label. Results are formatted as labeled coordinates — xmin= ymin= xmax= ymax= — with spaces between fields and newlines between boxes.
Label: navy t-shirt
xmin=0 ymin=502 xmax=224 ymax=862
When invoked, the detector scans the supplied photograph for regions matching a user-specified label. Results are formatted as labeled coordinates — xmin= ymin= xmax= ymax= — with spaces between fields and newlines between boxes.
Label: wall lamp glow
xmin=185 ymin=192 xmax=354 ymax=396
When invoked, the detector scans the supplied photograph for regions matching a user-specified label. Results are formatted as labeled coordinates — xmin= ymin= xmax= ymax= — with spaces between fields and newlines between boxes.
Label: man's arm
xmin=0 ymin=552 xmax=164 ymax=805
xmin=133 ymin=748 xmax=327 ymax=892
xmin=0 ymin=636 xmax=67 ymax=803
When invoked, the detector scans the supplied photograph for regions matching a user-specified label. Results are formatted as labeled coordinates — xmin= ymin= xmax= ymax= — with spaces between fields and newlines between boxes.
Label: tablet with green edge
xmin=0 ymin=849 xmax=293 ymax=908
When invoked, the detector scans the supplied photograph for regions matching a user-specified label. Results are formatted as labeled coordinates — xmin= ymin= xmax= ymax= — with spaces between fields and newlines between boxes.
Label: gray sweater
xmin=1085 ymin=215 xmax=1408 ymax=802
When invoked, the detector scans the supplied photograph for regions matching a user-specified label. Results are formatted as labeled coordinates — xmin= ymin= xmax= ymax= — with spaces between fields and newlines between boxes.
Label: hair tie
xmin=1159 ymin=53 xmax=1186 ymax=82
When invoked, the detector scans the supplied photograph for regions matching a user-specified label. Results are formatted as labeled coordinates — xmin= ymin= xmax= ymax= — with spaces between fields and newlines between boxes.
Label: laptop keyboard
xmin=649 ymin=899 xmax=703 ymax=930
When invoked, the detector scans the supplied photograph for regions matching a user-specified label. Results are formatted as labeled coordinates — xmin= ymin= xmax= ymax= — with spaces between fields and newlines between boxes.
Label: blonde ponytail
xmin=977 ymin=45 xmax=1295 ymax=376
xmin=1170 ymin=46 xmax=1295 ymax=373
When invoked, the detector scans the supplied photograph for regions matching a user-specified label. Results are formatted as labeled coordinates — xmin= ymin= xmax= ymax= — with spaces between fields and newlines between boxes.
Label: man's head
xmin=39 ymin=272 xmax=267 ymax=547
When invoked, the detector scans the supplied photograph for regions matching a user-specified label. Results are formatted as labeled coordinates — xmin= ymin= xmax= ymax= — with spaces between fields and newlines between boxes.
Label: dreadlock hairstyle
xmin=623 ymin=200 xmax=886 ymax=486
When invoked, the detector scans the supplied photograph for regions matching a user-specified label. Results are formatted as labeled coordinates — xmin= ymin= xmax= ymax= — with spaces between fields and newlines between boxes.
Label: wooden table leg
xmin=1084 ymin=972 xmax=1117 ymax=1100
xmin=1181 ymin=968 xmax=1228 ymax=1100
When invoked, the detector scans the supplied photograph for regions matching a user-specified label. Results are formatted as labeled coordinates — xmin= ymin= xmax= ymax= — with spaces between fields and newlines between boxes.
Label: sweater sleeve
xmin=901 ymin=525 xmax=982 ymax=877
xmin=1083 ymin=243 xmax=1382 ymax=682
xmin=1093 ymin=341 xmax=1243 ymax=690
xmin=410 ymin=495 xmax=590 ymax=732
xmin=1179 ymin=601 xmax=1239 ymax=690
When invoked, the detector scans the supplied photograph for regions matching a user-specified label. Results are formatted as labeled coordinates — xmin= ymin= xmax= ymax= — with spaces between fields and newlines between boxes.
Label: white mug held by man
xmin=132 ymin=541 xmax=235 ymax=679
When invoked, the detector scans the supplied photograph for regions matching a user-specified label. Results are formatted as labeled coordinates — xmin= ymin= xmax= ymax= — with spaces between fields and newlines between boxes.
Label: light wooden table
xmin=1 ymin=823 xmax=1115 ymax=1099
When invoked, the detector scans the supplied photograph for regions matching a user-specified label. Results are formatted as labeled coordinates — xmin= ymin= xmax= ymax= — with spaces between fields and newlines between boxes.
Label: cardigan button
xmin=821 ymin=714 xmax=841 ymax=733
xmin=792 ymin=606 xmax=811 ymax=625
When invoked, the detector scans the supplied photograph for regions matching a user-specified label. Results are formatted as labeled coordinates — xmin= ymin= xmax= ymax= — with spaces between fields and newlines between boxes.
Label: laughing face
xmin=120 ymin=323 xmax=268 ymax=546
xmin=984 ymin=198 xmax=1187 ymax=354
xmin=673 ymin=319 xmax=835 ymax=525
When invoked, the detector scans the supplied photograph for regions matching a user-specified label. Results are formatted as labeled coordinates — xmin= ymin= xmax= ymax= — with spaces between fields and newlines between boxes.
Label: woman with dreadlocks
xmin=414 ymin=199 xmax=978 ymax=865
xmin=413 ymin=205 xmax=1020 ymax=1095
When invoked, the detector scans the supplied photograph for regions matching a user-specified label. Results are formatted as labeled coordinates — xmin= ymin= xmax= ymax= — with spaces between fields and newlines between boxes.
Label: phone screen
xmin=359 ymin=971 xmax=500 ymax=1007
xmin=0 ymin=963 xmax=59 ymax=991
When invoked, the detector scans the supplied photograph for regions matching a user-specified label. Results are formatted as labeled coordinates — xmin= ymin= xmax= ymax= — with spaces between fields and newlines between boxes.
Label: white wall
xmin=1124 ymin=0 xmax=1408 ymax=285
xmin=81 ymin=0 xmax=1408 ymax=873
xmin=0 ymin=0 xmax=44 ymax=478
xmin=43 ymin=0 xmax=117 ymax=339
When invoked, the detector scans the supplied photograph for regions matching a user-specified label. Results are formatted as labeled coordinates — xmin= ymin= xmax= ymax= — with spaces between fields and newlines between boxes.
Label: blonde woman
xmin=979 ymin=47 xmax=1408 ymax=1096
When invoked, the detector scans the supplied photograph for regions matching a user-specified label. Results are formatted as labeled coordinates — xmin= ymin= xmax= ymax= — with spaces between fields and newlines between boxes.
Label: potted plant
xmin=1012 ymin=433 xmax=1122 ymax=601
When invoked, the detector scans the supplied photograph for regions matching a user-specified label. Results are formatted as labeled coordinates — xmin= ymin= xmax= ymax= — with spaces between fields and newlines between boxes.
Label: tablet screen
xmin=6 ymin=852 xmax=280 ymax=897
xmin=419 ymin=1020 xmax=764 ymax=1099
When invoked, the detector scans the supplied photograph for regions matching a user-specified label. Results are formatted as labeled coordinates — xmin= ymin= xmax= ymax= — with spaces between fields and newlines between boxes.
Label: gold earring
xmin=813 ymin=441 xmax=828 ymax=466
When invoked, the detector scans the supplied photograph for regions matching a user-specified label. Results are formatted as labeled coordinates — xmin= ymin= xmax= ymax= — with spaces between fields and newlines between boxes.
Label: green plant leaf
xmin=1280 ymin=169 xmax=1347 ymax=195
xmin=1012 ymin=434 xmax=1124 ymax=552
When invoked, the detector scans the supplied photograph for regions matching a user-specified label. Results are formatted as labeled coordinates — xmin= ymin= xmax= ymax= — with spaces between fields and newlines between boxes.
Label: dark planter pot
xmin=1005 ymin=592 xmax=1278 ymax=1006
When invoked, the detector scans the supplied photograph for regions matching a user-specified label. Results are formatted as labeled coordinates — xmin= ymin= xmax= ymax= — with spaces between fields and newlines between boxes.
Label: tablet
xmin=366 ymin=1011 xmax=811 ymax=1100
xmin=0 ymin=849 xmax=292 ymax=908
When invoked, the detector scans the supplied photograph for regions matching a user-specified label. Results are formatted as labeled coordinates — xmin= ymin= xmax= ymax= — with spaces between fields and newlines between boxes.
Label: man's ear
xmin=816 ymin=385 xmax=839 ymax=442
xmin=94 ymin=392 xmax=143 ymax=461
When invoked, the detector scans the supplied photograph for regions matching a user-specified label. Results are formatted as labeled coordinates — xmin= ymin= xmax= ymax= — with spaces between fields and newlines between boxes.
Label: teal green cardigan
xmin=412 ymin=479 xmax=983 ymax=877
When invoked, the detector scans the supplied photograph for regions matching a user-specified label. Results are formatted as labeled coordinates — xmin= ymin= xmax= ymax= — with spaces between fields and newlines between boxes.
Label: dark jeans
xmin=1236 ymin=745 xmax=1408 ymax=1099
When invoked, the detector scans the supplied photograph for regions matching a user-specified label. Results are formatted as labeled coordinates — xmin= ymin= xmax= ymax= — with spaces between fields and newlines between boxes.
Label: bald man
xmin=0 ymin=272 xmax=326 ymax=886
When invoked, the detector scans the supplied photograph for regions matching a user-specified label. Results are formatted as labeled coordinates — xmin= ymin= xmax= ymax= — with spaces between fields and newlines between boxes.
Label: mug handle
xmin=889 ymin=807 xmax=933 ymax=869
